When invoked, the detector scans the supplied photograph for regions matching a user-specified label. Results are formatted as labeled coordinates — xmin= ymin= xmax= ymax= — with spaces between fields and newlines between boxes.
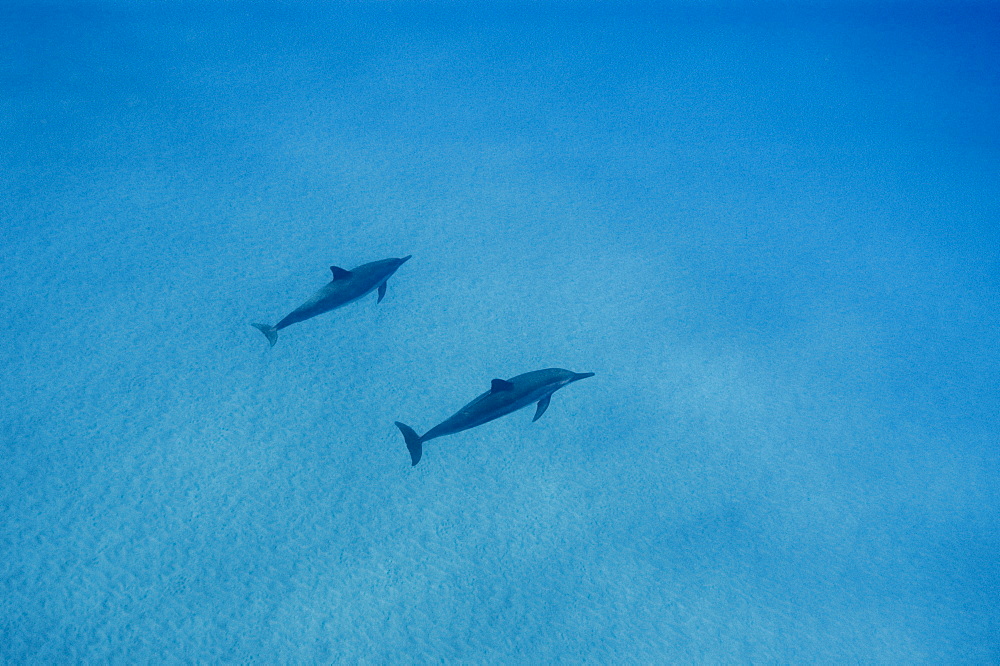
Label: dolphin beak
xmin=572 ymin=372 xmax=595 ymax=381
xmin=399 ymin=255 xmax=412 ymax=264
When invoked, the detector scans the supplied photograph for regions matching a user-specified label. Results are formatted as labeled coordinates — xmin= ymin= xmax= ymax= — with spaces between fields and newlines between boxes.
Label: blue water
xmin=3 ymin=1 xmax=998 ymax=661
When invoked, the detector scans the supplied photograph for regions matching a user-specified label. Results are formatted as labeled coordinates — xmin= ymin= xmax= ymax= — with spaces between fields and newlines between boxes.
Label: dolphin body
xmin=253 ymin=255 xmax=411 ymax=346
xmin=394 ymin=368 xmax=595 ymax=466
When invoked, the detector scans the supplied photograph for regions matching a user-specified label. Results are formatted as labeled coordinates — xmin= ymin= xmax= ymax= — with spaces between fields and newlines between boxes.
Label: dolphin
xmin=394 ymin=368 xmax=595 ymax=466
xmin=252 ymin=255 xmax=411 ymax=346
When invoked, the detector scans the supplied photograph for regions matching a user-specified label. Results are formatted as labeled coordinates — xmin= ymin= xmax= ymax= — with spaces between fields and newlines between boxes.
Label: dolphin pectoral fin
xmin=330 ymin=266 xmax=352 ymax=280
xmin=252 ymin=323 xmax=278 ymax=347
xmin=395 ymin=422 xmax=423 ymax=466
xmin=533 ymin=395 xmax=551 ymax=422
xmin=377 ymin=282 xmax=387 ymax=303
xmin=490 ymin=379 xmax=514 ymax=393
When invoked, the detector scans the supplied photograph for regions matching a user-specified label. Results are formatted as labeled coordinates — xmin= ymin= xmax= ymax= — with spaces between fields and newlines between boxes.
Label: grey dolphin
xmin=253 ymin=255 xmax=411 ymax=346
xmin=394 ymin=368 xmax=595 ymax=466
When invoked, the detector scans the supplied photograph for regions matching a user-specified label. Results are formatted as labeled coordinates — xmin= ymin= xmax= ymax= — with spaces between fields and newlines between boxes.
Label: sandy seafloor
xmin=2 ymin=1 xmax=999 ymax=662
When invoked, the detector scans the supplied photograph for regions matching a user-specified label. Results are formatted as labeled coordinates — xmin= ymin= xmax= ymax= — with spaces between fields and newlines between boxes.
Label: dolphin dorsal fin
xmin=490 ymin=378 xmax=514 ymax=393
xmin=330 ymin=266 xmax=352 ymax=280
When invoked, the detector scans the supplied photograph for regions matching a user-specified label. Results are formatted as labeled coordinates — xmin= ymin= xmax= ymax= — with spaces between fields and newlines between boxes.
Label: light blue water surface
xmin=2 ymin=1 xmax=998 ymax=662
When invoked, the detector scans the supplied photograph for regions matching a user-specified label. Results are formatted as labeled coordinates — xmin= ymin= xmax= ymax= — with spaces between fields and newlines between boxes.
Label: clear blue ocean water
xmin=2 ymin=1 xmax=998 ymax=662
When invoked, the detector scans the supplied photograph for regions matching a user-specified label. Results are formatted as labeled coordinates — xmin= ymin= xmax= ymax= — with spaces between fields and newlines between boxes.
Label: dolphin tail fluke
xmin=394 ymin=421 xmax=423 ymax=466
xmin=252 ymin=323 xmax=278 ymax=347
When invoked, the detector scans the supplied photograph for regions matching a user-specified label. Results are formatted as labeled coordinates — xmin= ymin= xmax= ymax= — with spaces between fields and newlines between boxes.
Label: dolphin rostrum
xmin=252 ymin=255 xmax=411 ymax=346
xmin=394 ymin=368 xmax=595 ymax=466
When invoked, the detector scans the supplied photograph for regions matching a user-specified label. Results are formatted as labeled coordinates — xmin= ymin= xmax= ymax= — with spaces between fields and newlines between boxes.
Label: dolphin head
xmin=380 ymin=255 xmax=411 ymax=276
xmin=547 ymin=369 xmax=595 ymax=389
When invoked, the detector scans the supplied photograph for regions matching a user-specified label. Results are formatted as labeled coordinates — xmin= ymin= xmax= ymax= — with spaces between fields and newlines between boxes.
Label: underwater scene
xmin=2 ymin=1 xmax=998 ymax=662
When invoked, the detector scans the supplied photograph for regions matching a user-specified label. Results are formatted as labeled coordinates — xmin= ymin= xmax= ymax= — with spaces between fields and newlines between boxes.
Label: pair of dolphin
xmin=252 ymin=256 xmax=594 ymax=466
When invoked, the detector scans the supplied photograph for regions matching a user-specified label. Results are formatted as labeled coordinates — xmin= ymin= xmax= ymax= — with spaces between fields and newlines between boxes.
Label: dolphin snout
xmin=572 ymin=372 xmax=595 ymax=381
xmin=398 ymin=255 xmax=413 ymax=264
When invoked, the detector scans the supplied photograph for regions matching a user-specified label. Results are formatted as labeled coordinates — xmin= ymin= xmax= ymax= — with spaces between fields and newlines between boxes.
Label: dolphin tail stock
xmin=252 ymin=323 xmax=278 ymax=347
xmin=394 ymin=421 xmax=424 ymax=466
